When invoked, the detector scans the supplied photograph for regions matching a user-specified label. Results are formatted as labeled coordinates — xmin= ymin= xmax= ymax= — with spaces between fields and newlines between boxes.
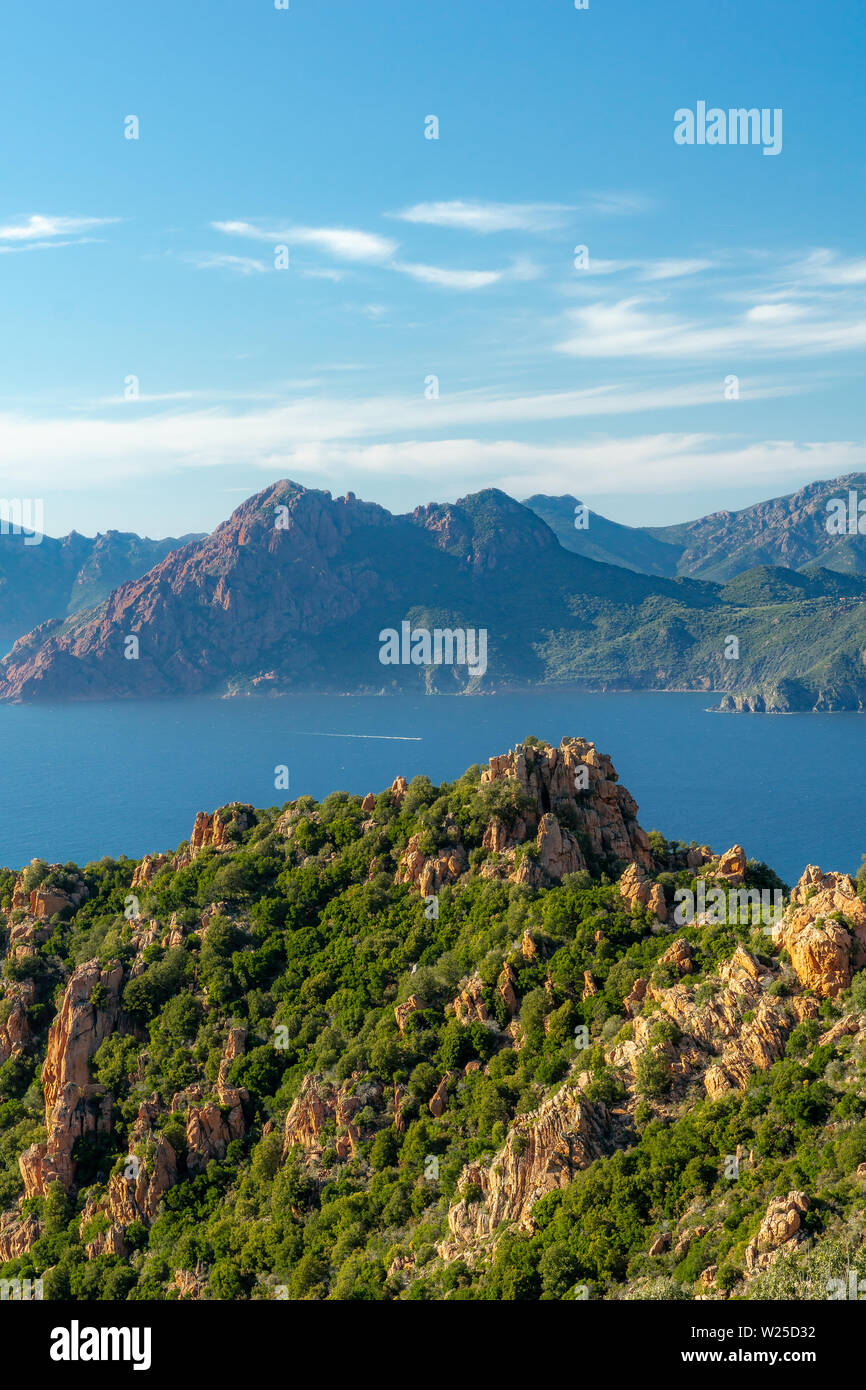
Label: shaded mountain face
xmin=3 ymin=480 xmax=866 ymax=710
xmin=527 ymin=475 xmax=866 ymax=583
xmin=523 ymin=494 xmax=682 ymax=577
xmin=0 ymin=529 xmax=202 ymax=642
xmin=646 ymin=473 xmax=866 ymax=582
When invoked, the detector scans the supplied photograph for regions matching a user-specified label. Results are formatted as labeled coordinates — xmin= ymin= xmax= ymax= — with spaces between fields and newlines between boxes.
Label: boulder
xmin=778 ymin=866 xmax=866 ymax=997
xmin=716 ymin=845 xmax=747 ymax=884
xmin=619 ymin=862 xmax=667 ymax=922
xmin=394 ymin=995 xmax=421 ymax=1034
xmin=745 ymin=1192 xmax=809 ymax=1273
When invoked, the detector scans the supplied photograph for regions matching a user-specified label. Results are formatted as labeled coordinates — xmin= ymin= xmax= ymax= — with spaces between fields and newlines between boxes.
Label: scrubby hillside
xmin=2 ymin=738 xmax=866 ymax=1301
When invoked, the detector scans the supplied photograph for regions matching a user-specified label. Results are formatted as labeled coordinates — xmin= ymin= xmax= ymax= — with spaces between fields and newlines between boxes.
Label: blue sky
xmin=1 ymin=0 xmax=864 ymax=537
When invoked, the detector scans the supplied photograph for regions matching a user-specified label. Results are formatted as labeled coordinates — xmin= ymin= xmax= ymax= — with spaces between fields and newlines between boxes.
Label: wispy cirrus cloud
xmin=185 ymin=251 xmax=268 ymax=275
xmin=392 ymin=261 xmax=504 ymax=290
xmin=0 ymin=376 xmax=802 ymax=490
xmin=302 ymin=267 xmax=347 ymax=282
xmin=567 ymin=257 xmax=717 ymax=280
xmin=272 ymin=436 xmax=865 ymax=501
xmin=212 ymin=220 xmax=397 ymax=263
xmin=389 ymin=193 xmax=649 ymax=233
xmin=213 ymin=217 xmax=526 ymax=291
xmin=640 ymin=257 xmax=715 ymax=281
xmin=389 ymin=200 xmax=575 ymax=233
xmin=557 ymin=295 xmax=866 ymax=359
xmin=0 ymin=399 xmax=858 ymax=505
xmin=0 ymin=214 xmax=119 ymax=242
xmin=792 ymin=248 xmax=866 ymax=287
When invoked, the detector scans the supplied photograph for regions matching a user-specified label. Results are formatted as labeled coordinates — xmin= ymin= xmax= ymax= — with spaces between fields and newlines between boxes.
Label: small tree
xmin=635 ymin=1045 xmax=672 ymax=1098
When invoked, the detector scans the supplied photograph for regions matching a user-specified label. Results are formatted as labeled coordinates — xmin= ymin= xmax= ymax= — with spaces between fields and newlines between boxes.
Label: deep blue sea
xmin=0 ymin=692 xmax=862 ymax=884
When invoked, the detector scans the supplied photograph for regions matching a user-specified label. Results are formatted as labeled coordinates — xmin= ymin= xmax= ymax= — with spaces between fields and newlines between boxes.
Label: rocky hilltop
xmin=4 ymin=480 xmax=866 ymax=710
xmin=1 ymin=736 xmax=866 ymax=1300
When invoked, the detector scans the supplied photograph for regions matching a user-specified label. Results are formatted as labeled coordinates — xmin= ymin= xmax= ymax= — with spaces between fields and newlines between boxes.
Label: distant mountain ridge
xmin=525 ymin=474 xmax=866 ymax=582
xmin=0 ymin=528 xmax=203 ymax=641
xmin=522 ymin=494 xmax=681 ymax=577
xmin=3 ymin=479 xmax=866 ymax=711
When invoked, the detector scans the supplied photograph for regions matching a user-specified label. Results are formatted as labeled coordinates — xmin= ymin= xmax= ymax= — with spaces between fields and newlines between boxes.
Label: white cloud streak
xmin=212 ymin=220 xmax=397 ymax=263
xmin=390 ymin=200 xmax=575 ymax=233
xmin=0 ymin=214 xmax=119 ymax=242
xmin=557 ymin=297 xmax=866 ymax=359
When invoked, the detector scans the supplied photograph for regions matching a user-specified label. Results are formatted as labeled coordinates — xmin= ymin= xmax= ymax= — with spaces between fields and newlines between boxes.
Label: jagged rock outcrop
xmin=428 ymin=1073 xmax=451 ymax=1118
xmin=481 ymin=738 xmax=652 ymax=870
xmin=0 ymin=1210 xmax=40 ymax=1261
xmin=0 ymin=999 xmax=30 ymax=1064
xmin=452 ymin=977 xmax=488 ymax=1025
xmin=169 ymin=1034 xmax=249 ymax=1174
xmin=624 ymin=976 xmax=648 ymax=1018
xmin=217 ymin=1026 xmax=247 ymax=1087
xmin=6 ymin=919 xmax=51 ymax=961
xmin=482 ymin=817 xmax=514 ymax=853
xmin=674 ymin=1224 xmax=708 ymax=1261
xmin=702 ymin=994 xmax=790 ymax=1099
xmin=283 ymin=1074 xmax=382 ymax=1163
xmin=744 ymin=1191 xmax=809 ymax=1274
xmin=659 ymin=938 xmax=696 ymax=974
xmin=394 ymin=996 xmax=421 ymax=1034
xmin=19 ymin=959 xmax=124 ymax=1195
xmin=790 ymin=865 xmax=857 ymax=906
xmin=395 ymin=834 xmax=467 ymax=897
xmin=174 ymin=1264 xmax=208 ymax=1300
xmin=131 ymin=853 xmax=169 ymax=888
xmin=776 ymin=865 xmax=866 ymax=997
xmin=185 ymin=1100 xmax=244 ymax=1174
xmin=498 ymin=964 xmax=519 ymax=1016
xmin=77 ymin=1126 xmax=180 ymax=1256
xmin=199 ymin=902 xmax=227 ymax=935
xmin=441 ymin=1088 xmax=613 ymax=1259
xmin=534 ymin=813 xmax=585 ymax=880
xmin=819 ymin=1014 xmax=861 ymax=1046
xmin=605 ymin=947 xmax=791 ymax=1101
xmin=619 ymin=862 xmax=667 ymax=922
xmin=10 ymin=863 xmax=87 ymax=920
xmin=187 ymin=805 xmax=254 ymax=860
xmin=715 ymin=845 xmax=747 ymax=884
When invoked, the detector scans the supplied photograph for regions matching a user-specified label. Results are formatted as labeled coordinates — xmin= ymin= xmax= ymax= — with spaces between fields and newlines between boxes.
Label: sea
xmin=0 ymin=691 xmax=861 ymax=885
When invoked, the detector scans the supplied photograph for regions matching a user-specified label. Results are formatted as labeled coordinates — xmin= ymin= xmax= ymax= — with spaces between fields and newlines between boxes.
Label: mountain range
xmin=524 ymin=474 xmax=866 ymax=582
xmin=2 ymin=476 xmax=866 ymax=710
xmin=0 ymin=529 xmax=202 ymax=643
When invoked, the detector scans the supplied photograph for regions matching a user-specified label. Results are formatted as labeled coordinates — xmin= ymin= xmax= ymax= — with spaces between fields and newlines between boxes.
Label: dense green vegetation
xmin=1 ymin=749 xmax=866 ymax=1301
